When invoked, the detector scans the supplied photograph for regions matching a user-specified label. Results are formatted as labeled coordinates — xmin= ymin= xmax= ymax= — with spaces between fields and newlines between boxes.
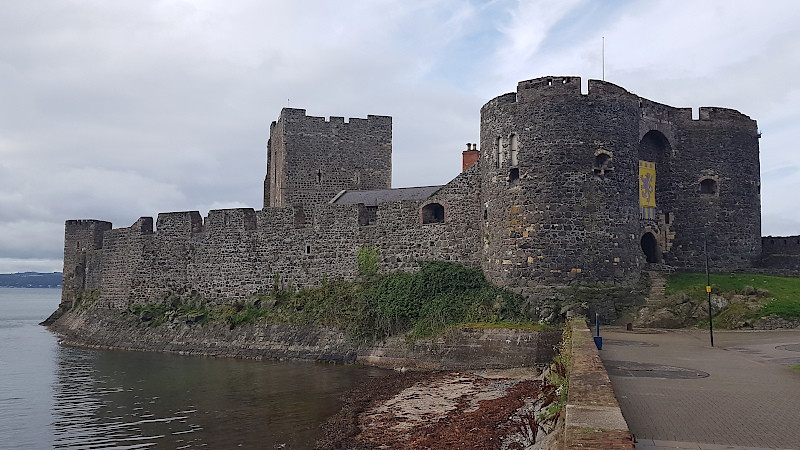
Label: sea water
xmin=0 ymin=288 xmax=386 ymax=449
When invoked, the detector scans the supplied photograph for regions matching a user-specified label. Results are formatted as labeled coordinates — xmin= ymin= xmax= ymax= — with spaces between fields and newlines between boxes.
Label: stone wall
xmin=49 ymin=308 xmax=561 ymax=369
xmin=757 ymin=235 xmax=800 ymax=270
xmin=65 ymin=164 xmax=482 ymax=309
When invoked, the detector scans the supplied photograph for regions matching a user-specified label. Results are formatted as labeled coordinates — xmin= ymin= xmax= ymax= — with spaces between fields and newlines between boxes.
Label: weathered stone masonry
xmin=60 ymin=76 xmax=786 ymax=311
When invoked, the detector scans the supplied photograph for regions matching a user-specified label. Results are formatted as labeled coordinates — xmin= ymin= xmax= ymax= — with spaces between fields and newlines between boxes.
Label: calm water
xmin=0 ymin=288 xmax=388 ymax=449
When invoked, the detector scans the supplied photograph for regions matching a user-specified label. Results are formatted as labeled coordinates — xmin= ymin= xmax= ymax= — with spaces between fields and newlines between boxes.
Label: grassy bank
xmin=125 ymin=261 xmax=547 ymax=342
xmin=663 ymin=272 xmax=800 ymax=328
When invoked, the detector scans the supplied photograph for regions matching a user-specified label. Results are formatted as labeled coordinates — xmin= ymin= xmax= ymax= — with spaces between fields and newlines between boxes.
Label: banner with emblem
xmin=639 ymin=161 xmax=656 ymax=208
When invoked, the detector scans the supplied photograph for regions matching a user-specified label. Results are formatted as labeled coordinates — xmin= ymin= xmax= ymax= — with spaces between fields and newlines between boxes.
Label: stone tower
xmin=61 ymin=219 xmax=113 ymax=306
xmin=264 ymin=108 xmax=392 ymax=214
xmin=479 ymin=76 xmax=760 ymax=295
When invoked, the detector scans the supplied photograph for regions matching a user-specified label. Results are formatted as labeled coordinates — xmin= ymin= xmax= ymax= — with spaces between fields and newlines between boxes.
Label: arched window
xmin=510 ymin=134 xmax=519 ymax=166
xmin=700 ymin=178 xmax=717 ymax=195
xmin=421 ymin=203 xmax=445 ymax=224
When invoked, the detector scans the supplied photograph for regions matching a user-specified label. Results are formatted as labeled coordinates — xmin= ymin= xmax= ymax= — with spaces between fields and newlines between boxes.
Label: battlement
xmin=206 ymin=208 xmax=257 ymax=233
xmin=156 ymin=211 xmax=203 ymax=237
xmin=276 ymin=108 xmax=392 ymax=130
xmin=65 ymin=219 xmax=113 ymax=251
xmin=698 ymin=106 xmax=755 ymax=123
xmin=133 ymin=217 xmax=154 ymax=234
xmin=516 ymin=76 xmax=581 ymax=103
xmin=762 ymin=236 xmax=800 ymax=255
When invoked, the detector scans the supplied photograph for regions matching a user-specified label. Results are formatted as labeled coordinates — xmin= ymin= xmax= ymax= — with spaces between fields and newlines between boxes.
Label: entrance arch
xmin=641 ymin=232 xmax=660 ymax=263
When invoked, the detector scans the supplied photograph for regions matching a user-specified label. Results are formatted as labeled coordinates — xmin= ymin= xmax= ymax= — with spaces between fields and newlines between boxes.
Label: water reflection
xmin=50 ymin=345 xmax=387 ymax=449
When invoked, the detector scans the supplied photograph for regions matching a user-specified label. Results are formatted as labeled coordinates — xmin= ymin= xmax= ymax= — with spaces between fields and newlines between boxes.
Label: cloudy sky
xmin=1 ymin=0 xmax=799 ymax=273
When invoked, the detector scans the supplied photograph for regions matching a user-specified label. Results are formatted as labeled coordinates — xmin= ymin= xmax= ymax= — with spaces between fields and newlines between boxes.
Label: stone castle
xmin=61 ymin=76 xmax=779 ymax=311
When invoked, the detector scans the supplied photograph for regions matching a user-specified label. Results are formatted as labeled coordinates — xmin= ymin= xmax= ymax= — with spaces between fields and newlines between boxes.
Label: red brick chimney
xmin=462 ymin=143 xmax=479 ymax=172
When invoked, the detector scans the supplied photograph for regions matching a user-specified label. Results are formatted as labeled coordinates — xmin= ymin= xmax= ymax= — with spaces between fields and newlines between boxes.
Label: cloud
xmin=2 ymin=0 xmax=800 ymax=273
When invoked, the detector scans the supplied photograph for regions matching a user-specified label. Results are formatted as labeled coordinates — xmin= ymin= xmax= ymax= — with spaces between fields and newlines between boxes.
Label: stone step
xmin=645 ymin=271 xmax=667 ymax=305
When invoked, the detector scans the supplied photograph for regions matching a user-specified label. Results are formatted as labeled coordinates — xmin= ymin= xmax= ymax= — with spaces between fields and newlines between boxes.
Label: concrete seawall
xmin=49 ymin=308 xmax=561 ymax=370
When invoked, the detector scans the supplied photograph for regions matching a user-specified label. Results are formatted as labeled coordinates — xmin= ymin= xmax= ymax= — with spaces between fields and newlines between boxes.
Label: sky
xmin=1 ymin=0 xmax=799 ymax=273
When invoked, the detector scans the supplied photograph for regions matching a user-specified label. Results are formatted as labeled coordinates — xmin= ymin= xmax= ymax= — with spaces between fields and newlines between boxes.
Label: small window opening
xmin=421 ymin=203 xmax=445 ymax=224
xmin=495 ymin=137 xmax=502 ymax=169
xmin=305 ymin=245 xmax=311 ymax=254
xmin=510 ymin=133 xmax=519 ymax=166
xmin=700 ymin=178 xmax=717 ymax=195
xmin=593 ymin=153 xmax=613 ymax=179
xmin=547 ymin=79 xmax=552 ymax=86
xmin=509 ymin=168 xmax=520 ymax=185
xmin=483 ymin=209 xmax=488 ymax=220
xmin=316 ymin=169 xmax=323 ymax=184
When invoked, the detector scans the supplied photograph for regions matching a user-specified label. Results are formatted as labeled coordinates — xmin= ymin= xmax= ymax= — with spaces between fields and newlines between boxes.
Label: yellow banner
xmin=639 ymin=161 xmax=656 ymax=207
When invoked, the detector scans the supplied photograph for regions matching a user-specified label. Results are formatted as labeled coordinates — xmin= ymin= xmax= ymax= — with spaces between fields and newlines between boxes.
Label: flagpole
xmin=602 ymin=37 xmax=605 ymax=81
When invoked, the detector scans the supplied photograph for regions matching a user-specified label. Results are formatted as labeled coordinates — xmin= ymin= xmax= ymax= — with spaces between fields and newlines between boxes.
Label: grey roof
xmin=330 ymin=186 xmax=443 ymax=206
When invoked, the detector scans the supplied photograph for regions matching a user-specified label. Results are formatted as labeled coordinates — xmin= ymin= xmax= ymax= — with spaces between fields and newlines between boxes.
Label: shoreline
xmin=47 ymin=306 xmax=560 ymax=370
xmin=315 ymin=367 xmax=561 ymax=449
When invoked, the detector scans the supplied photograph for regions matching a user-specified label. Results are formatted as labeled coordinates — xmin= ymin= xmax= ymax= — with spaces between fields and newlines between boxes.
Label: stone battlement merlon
xmin=155 ymin=211 xmax=203 ymax=237
xmin=206 ymin=208 xmax=257 ymax=233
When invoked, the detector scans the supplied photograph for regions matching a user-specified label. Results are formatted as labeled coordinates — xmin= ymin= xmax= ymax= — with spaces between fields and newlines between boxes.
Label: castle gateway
xmin=60 ymin=77 xmax=761 ymax=309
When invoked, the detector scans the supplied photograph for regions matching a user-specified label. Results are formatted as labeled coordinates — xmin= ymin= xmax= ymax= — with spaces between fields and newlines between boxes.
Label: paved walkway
xmin=597 ymin=328 xmax=800 ymax=450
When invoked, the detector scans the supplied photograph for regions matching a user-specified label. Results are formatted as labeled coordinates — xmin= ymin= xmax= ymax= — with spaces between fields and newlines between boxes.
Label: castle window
xmin=593 ymin=152 xmax=612 ymax=179
xmin=509 ymin=168 xmax=519 ymax=186
xmin=700 ymin=178 xmax=717 ymax=195
xmin=316 ymin=169 xmax=323 ymax=184
xmin=510 ymin=134 xmax=519 ymax=166
xmin=421 ymin=203 xmax=445 ymax=224
xmin=495 ymin=137 xmax=502 ymax=169
xmin=483 ymin=209 xmax=488 ymax=220
xmin=306 ymin=245 xmax=311 ymax=254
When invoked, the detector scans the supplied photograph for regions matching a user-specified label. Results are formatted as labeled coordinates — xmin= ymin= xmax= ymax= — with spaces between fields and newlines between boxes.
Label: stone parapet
xmin=565 ymin=319 xmax=634 ymax=449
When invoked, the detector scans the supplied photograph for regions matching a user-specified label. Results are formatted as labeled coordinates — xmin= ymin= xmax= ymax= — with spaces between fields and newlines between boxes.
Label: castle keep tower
xmin=264 ymin=108 xmax=392 ymax=214
xmin=480 ymin=77 xmax=642 ymax=291
xmin=479 ymin=76 xmax=761 ymax=293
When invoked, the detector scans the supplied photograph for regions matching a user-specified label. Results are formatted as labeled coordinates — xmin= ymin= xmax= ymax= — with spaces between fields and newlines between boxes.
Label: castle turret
xmin=61 ymin=219 xmax=112 ymax=306
xmin=480 ymin=77 xmax=643 ymax=292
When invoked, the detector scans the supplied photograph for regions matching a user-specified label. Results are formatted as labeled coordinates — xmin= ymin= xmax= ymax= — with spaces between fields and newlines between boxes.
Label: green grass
xmin=665 ymin=272 xmax=800 ymax=320
xmin=124 ymin=261 xmax=541 ymax=342
xmin=789 ymin=365 xmax=800 ymax=371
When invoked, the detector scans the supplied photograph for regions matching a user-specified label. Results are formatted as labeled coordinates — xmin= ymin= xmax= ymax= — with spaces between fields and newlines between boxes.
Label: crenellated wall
xmin=68 ymin=165 xmax=482 ymax=309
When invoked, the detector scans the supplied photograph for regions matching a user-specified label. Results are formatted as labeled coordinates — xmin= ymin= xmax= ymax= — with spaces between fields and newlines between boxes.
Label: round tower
xmin=479 ymin=76 xmax=643 ymax=293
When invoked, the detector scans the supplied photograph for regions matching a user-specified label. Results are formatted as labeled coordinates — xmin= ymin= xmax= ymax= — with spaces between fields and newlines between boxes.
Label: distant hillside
xmin=0 ymin=272 xmax=62 ymax=288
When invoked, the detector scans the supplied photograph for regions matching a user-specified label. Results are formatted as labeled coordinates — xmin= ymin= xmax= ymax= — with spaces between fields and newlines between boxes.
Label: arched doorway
xmin=641 ymin=232 xmax=660 ymax=263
